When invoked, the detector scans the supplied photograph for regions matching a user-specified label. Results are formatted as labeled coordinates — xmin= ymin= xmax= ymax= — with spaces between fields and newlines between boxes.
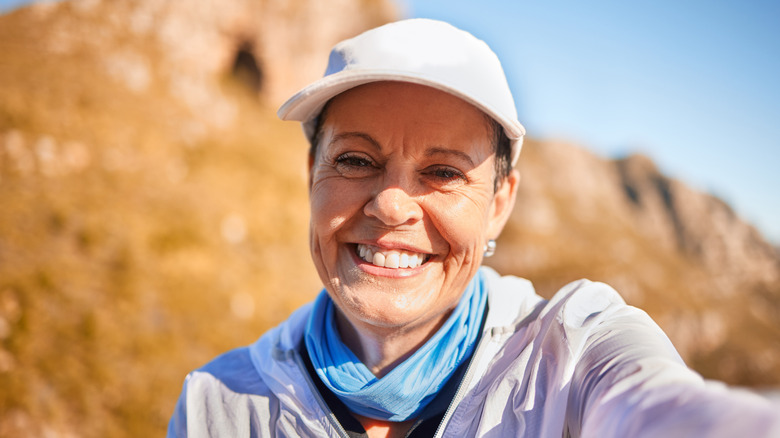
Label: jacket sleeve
xmin=566 ymin=301 xmax=780 ymax=438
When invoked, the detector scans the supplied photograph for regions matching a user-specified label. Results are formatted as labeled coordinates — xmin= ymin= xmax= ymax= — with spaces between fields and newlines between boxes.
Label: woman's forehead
xmin=321 ymin=82 xmax=494 ymax=151
xmin=328 ymin=82 xmax=487 ymax=118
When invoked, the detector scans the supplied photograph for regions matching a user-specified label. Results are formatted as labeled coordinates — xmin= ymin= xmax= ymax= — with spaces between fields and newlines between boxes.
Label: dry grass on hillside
xmin=0 ymin=13 xmax=321 ymax=434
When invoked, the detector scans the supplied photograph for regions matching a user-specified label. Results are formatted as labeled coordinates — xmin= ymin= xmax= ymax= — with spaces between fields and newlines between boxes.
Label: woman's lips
xmin=356 ymin=244 xmax=430 ymax=269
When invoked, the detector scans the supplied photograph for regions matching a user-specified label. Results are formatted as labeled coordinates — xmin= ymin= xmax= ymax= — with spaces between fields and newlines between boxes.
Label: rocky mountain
xmin=0 ymin=0 xmax=777 ymax=436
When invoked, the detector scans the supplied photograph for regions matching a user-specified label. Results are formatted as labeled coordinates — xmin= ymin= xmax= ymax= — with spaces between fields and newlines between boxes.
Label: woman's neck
xmin=335 ymin=310 xmax=452 ymax=378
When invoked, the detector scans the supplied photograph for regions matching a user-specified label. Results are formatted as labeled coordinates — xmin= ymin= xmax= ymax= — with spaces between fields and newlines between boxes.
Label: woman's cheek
xmin=426 ymin=195 xmax=491 ymax=252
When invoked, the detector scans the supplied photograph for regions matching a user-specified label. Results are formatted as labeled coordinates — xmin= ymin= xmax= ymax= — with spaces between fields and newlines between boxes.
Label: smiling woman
xmin=167 ymin=19 xmax=780 ymax=438
xmin=308 ymin=83 xmax=517 ymax=364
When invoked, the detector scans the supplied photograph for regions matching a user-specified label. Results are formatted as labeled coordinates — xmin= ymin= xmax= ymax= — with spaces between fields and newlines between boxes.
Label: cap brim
xmin=277 ymin=70 xmax=526 ymax=164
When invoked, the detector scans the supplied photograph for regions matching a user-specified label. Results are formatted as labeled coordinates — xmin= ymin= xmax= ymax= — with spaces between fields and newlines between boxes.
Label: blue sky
xmin=2 ymin=0 xmax=779 ymax=243
xmin=0 ymin=0 xmax=30 ymax=12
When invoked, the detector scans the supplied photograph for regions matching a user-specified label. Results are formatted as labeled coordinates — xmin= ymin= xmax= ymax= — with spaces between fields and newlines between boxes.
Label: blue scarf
xmin=304 ymin=270 xmax=487 ymax=422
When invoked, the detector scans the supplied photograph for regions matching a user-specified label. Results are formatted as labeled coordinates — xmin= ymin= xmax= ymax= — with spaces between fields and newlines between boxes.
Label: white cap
xmin=277 ymin=18 xmax=526 ymax=165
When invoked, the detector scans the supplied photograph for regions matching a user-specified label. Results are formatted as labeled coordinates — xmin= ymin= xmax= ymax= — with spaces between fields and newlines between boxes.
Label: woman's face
xmin=308 ymin=82 xmax=518 ymax=337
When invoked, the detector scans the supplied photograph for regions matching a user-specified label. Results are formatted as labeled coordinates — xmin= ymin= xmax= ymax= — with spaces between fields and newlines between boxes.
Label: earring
xmin=483 ymin=239 xmax=496 ymax=257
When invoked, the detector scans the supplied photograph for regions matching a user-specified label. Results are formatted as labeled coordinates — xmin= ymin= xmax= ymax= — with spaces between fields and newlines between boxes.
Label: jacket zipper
xmin=432 ymin=330 xmax=493 ymax=438
xmin=292 ymin=351 xmax=352 ymax=438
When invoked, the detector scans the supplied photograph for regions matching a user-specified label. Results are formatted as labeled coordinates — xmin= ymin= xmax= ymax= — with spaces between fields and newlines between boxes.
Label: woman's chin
xmin=332 ymin=284 xmax=439 ymax=331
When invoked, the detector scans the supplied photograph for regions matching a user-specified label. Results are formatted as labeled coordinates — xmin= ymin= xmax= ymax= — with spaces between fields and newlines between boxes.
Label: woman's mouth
xmin=356 ymin=244 xmax=431 ymax=269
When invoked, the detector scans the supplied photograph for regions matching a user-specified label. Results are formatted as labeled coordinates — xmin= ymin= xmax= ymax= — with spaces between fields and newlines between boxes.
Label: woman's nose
xmin=363 ymin=185 xmax=423 ymax=227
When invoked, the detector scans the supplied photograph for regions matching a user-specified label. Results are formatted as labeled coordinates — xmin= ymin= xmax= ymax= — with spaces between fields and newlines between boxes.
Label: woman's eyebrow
xmin=330 ymin=132 xmax=381 ymax=151
xmin=328 ymin=134 xmax=476 ymax=167
xmin=425 ymin=147 xmax=475 ymax=167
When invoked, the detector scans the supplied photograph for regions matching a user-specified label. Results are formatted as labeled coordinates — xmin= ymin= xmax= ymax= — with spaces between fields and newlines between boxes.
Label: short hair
xmin=309 ymin=102 xmax=514 ymax=192
xmin=486 ymin=115 xmax=513 ymax=192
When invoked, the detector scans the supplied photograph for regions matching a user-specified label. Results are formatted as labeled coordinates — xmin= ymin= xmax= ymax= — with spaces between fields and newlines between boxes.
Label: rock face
xmin=1 ymin=1 xmax=778 ymax=437
xmin=615 ymin=154 xmax=778 ymax=292
xmin=500 ymin=141 xmax=779 ymax=294
xmin=14 ymin=0 xmax=396 ymax=129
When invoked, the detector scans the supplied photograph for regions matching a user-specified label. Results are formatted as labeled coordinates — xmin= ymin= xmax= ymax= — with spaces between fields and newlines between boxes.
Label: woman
xmin=168 ymin=19 xmax=779 ymax=438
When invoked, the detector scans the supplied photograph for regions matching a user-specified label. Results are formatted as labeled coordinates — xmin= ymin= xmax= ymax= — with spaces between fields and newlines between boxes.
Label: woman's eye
xmin=427 ymin=166 xmax=466 ymax=182
xmin=336 ymin=155 xmax=372 ymax=167
xmin=334 ymin=154 xmax=376 ymax=176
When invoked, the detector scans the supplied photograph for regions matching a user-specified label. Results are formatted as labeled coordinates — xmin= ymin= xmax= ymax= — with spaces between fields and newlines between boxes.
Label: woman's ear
xmin=486 ymin=168 xmax=520 ymax=239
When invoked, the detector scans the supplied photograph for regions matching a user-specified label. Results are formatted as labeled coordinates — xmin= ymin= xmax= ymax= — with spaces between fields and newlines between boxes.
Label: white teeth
xmin=372 ymin=252 xmax=385 ymax=267
xmin=399 ymin=253 xmax=409 ymax=268
xmin=357 ymin=244 xmax=427 ymax=269
xmin=385 ymin=252 xmax=400 ymax=269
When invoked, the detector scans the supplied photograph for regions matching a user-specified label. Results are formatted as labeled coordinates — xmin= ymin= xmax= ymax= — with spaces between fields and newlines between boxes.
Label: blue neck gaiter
xmin=304 ymin=270 xmax=487 ymax=422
